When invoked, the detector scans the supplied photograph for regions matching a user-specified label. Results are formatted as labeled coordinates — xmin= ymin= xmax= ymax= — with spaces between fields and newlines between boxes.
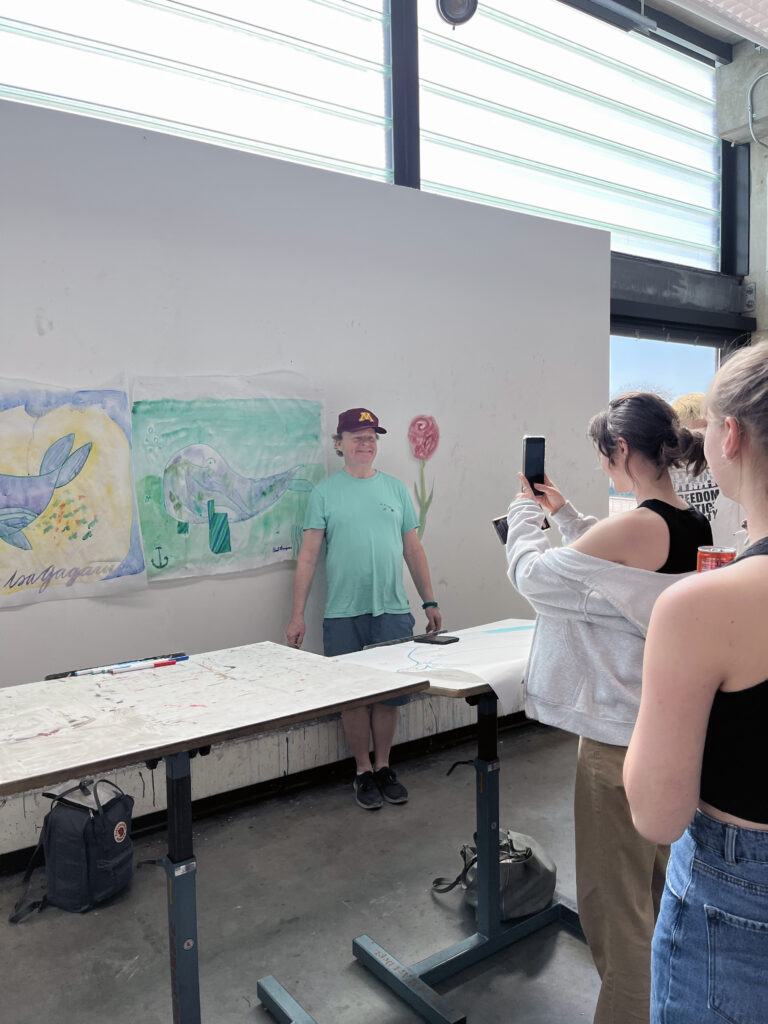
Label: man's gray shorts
xmin=323 ymin=612 xmax=416 ymax=706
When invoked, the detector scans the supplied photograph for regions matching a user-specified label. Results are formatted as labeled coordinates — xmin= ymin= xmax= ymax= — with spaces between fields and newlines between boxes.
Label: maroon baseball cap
xmin=336 ymin=408 xmax=387 ymax=435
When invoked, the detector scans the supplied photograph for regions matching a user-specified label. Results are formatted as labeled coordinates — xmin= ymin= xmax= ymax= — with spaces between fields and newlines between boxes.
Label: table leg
xmin=352 ymin=694 xmax=583 ymax=1022
xmin=257 ymin=977 xmax=320 ymax=1023
xmin=162 ymin=751 xmax=202 ymax=1024
xmin=474 ymin=693 xmax=501 ymax=938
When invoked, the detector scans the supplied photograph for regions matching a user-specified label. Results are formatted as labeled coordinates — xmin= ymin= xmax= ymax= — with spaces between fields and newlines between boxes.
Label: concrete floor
xmin=0 ymin=723 xmax=600 ymax=1024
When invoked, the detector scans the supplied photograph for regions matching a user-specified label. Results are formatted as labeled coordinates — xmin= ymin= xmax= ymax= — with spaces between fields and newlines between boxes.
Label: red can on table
xmin=697 ymin=546 xmax=737 ymax=572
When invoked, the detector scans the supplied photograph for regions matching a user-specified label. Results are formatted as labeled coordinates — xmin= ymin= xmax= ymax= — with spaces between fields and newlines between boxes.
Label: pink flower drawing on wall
xmin=408 ymin=415 xmax=439 ymax=539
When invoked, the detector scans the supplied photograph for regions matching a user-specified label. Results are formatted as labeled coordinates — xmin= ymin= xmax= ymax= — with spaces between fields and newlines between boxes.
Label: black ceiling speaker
xmin=436 ymin=0 xmax=478 ymax=27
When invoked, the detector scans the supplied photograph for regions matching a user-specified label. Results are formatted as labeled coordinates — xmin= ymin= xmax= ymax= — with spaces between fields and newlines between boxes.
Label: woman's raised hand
xmin=516 ymin=472 xmax=566 ymax=514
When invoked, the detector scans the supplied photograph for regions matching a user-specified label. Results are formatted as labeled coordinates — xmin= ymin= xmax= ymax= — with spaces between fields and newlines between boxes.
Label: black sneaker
xmin=374 ymin=766 xmax=408 ymax=805
xmin=353 ymin=771 xmax=383 ymax=810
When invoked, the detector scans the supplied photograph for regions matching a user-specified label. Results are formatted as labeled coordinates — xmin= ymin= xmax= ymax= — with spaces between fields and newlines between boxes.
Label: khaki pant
xmin=575 ymin=736 xmax=669 ymax=1024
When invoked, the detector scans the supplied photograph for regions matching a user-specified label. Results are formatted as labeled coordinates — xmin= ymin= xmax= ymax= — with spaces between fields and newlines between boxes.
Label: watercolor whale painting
xmin=0 ymin=434 xmax=93 ymax=550
xmin=163 ymin=443 xmax=312 ymax=526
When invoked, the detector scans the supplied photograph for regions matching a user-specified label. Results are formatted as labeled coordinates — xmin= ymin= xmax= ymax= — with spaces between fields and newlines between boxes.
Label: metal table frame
xmin=258 ymin=691 xmax=582 ymax=1024
xmin=352 ymin=692 xmax=582 ymax=1024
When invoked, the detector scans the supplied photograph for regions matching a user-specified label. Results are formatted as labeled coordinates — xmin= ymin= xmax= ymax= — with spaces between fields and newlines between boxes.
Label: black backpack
xmin=9 ymin=778 xmax=134 ymax=922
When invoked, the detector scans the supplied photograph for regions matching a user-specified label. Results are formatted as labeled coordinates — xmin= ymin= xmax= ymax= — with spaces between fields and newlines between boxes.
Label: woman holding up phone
xmin=506 ymin=392 xmax=711 ymax=1024
xmin=624 ymin=344 xmax=768 ymax=1023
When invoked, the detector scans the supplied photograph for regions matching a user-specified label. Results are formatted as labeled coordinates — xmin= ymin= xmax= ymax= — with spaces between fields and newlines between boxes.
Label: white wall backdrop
xmin=0 ymin=99 xmax=609 ymax=687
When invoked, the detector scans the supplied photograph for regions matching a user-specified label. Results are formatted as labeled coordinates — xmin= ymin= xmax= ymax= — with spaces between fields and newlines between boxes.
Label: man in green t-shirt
xmin=286 ymin=407 xmax=442 ymax=810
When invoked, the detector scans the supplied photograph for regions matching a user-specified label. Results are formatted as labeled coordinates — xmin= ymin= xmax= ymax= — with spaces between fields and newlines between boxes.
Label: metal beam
xmin=611 ymin=253 xmax=753 ymax=315
xmin=612 ymin=298 xmax=754 ymax=331
xmin=645 ymin=5 xmax=733 ymax=65
xmin=610 ymin=318 xmax=752 ymax=347
xmin=610 ymin=252 xmax=756 ymax=344
xmin=558 ymin=0 xmax=732 ymax=65
xmin=557 ymin=0 xmax=656 ymax=34
xmin=721 ymin=141 xmax=750 ymax=278
xmin=390 ymin=0 xmax=420 ymax=189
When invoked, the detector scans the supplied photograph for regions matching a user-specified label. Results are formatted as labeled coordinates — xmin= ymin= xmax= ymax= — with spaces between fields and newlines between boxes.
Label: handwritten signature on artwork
xmin=4 ymin=560 xmax=121 ymax=595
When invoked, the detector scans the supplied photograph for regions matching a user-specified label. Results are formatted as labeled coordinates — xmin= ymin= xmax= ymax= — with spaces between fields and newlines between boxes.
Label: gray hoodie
xmin=506 ymin=498 xmax=692 ymax=746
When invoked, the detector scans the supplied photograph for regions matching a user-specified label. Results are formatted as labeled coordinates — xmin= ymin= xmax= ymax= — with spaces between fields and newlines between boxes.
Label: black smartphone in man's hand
xmin=523 ymin=435 xmax=546 ymax=495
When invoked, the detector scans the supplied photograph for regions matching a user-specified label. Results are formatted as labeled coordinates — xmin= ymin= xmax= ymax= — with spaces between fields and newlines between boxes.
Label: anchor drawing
xmin=151 ymin=545 xmax=169 ymax=570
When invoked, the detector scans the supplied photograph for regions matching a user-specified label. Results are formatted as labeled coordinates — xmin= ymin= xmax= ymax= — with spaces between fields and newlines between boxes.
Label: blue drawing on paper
xmin=0 ymin=434 xmax=93 ymax=550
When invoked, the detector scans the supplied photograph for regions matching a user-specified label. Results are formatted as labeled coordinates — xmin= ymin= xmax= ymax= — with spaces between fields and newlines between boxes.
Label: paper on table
xmin=336 ymin=619 xmax=534 ymax=716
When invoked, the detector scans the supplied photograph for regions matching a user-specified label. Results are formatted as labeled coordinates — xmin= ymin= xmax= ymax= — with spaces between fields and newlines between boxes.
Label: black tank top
xmin=699 ymin=536 xmax=768 ymax=824
xmin=636 ymin=499 xmax=713 ymax=574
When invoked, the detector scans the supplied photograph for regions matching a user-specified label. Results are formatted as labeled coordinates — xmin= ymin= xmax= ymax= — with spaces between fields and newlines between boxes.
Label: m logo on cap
xmin=336 ymin=408 xmax=387 ymax=435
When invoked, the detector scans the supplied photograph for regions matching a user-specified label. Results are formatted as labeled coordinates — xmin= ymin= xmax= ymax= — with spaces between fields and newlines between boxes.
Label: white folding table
xmin=0 ymin=641 xmax=429 ymax=1024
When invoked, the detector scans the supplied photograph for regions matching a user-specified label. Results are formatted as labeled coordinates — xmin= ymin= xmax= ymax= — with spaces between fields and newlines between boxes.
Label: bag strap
xmin=8 ymin=894 xmax=47 ymax=924
xmin=8 ymin=831 xmax=48 ymax=924
xmin=91 ymin=779 xmax=124 ymax=806
xmin=432 ymin=847 xmax=479 ymax=894
xmin=432 ymin=868 xmax=466 ymax=894
xmin=41 ymin=778 xmax=124 ymax=816
xmin=91 ymin=780 xmax=129 ymax=838
xmin=41 ymin=781 xmax=86 ymax=804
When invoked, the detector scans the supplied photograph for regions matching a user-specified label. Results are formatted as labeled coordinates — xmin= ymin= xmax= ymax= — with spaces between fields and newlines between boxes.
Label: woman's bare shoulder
xmin=653 ymin=558 xmax=762 ymax=630
xmin=569 ymin=506 xmax=666 ymax=566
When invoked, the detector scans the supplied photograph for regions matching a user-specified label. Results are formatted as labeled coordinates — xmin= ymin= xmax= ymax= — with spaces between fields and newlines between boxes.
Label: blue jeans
xmin=323 ymin=612 xmax=415 ymax=706
xmin=652 ymin=809 xmax=768 ymax=1024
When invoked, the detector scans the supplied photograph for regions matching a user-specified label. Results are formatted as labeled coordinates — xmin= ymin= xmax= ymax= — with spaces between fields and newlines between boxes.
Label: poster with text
xmin=0 ymin=378 xmax=146 ymax=607
xmin=132 ymin=373 xmax=325 ymax=582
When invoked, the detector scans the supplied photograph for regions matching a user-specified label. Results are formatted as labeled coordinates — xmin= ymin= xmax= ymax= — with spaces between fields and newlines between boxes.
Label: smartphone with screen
xmin=492 ymin=515 xmax=508 ymax=544
xmin=415 ymin=634 xmax=459 ymax=644
xmin=523 ymin=435 xmax=546 ymax=495
xmin=492 ymin=511 xmax=549 ymax=541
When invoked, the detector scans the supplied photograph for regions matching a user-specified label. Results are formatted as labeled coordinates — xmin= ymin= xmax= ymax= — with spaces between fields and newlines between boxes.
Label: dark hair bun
xmin=588 ymin=392 xmax=705 ymax=474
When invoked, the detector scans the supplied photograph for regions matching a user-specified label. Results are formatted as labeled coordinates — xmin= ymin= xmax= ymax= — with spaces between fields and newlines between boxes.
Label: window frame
xmin=389 ymin=0 xmax=755 ymax=347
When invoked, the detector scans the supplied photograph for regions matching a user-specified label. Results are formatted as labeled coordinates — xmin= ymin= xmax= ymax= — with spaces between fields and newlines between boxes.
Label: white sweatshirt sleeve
xmin=505 ymin=498 xmax=592 ymax=616
xmin=549 ymin=500 xmax=599 ymax=544
xmin=506 ymin=497 xmax=686 ymax=632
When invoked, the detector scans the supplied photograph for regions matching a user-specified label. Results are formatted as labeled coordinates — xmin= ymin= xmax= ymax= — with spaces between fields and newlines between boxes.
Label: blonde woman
xmin=625 ymin=343 xmax=768 ymax=1023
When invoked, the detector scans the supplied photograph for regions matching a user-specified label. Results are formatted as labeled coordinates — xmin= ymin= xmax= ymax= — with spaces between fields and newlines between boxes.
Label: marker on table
xmin=108 ymin=659 xmax=191 ymax=675
xmin=109 ymin=657 xmax=189 ymax=675
xmin=71 ymin=654 xmax=188 ymax=677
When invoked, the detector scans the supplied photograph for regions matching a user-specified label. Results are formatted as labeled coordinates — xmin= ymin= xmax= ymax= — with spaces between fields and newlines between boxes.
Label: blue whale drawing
xmin=163 ymin=444 xmax=312 ymax=525
xmin=0 ymin=434 xmax=93 ymax=550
